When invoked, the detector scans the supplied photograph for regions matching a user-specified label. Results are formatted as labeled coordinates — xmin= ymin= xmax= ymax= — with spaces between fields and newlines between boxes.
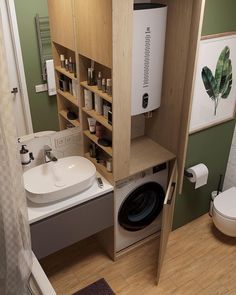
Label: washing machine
xmin=115 ymin=163 xmax=168 ymax=252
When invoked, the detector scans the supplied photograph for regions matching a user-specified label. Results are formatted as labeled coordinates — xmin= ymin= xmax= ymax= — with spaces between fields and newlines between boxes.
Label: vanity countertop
xmin=28 ymin=172 xmax=114 ymax=224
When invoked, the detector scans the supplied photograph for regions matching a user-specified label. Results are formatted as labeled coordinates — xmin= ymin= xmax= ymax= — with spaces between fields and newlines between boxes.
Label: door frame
xmin=3 ymin=0 xmax=33 ymax=134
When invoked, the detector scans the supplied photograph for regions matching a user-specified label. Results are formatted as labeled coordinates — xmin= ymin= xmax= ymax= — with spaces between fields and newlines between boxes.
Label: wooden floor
xmin=41 ymin=214 xmax=236 ymax=295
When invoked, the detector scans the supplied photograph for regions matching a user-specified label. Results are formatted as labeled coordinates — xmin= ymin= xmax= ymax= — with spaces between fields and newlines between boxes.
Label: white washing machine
xmin=115 ymin=163 xmax=168 ymax=252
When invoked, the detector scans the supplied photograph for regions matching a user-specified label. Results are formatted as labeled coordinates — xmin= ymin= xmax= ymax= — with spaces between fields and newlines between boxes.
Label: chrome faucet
xmin=44 ymin=145 xmax=57 ymax=163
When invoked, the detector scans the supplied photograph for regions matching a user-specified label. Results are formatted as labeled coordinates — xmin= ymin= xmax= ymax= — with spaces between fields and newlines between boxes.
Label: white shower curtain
xmin=0 ymin=11 xmax=32 ymax=295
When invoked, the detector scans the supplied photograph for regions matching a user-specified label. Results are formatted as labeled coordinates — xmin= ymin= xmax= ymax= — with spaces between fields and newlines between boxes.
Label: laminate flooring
xmin=41 ymin=214 xmax=236 ymax=294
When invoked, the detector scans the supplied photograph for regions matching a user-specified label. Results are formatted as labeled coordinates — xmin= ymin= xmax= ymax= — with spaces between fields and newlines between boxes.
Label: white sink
xmin=24 ymin=156 xmax=96 ymax=204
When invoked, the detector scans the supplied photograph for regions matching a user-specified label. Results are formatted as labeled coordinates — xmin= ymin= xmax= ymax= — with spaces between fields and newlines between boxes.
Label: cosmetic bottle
xmin=68 ymin=57 xmax=73 ymax=73
xmin=106 ymin=158 xmax=113 ymax=172
xmin=102 ymin=78 xmax=106 ymax=92
xmin=103 ymin=102 xmax=111 ymax=119
xmin=106 ymin=79 xmax=112 ymax=96
xmin=84 ymin=89 xmax=93 ymax=110
xmin=60 ymin=54 xmax=65 ymax=68
xmin=65 ymin=59 xmax=69 ymax=71
xmin=97 ymin=72 xmax=102 ymax=90
xmin=87 ymin=68 xmax=96 ymax=85
xmin=94 ymin=93 xmax=103 ymax=115
xmin=88 ymin=118 xmax=96 ymax=134
xmin=95 ymin=122 xmax=104 ymax=139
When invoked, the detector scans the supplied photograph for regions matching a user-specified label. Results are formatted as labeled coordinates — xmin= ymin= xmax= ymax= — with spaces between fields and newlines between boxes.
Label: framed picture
xmin=189 ymin=33 xmax=236 ymax=133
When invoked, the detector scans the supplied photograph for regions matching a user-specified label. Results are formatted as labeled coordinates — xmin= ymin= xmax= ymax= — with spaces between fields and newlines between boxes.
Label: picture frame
xmin=189 ymin=32 xmax=236 ymax=134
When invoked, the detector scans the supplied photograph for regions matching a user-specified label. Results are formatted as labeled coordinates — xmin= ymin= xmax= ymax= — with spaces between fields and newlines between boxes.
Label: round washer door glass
xmin=118 ymin=182 xmax=165 ymax=231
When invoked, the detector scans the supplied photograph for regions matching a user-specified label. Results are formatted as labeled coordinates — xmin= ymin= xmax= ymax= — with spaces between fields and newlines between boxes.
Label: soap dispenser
xmin=20 ymin=145 xmax=34 ymax=165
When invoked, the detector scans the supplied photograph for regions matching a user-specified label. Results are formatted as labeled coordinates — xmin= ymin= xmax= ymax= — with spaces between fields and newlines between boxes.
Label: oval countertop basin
xmin=24 ymin=156 xmax=96 ymax=204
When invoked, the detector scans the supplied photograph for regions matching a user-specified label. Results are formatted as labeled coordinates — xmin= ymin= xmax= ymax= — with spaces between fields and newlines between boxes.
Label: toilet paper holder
xmin=184 ymin=169 xmax=193 ymax=178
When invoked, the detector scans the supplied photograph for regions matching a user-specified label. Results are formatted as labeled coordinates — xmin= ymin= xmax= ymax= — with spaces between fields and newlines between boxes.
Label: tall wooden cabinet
xmin=48 ymin=0 xmax=205 ymax=284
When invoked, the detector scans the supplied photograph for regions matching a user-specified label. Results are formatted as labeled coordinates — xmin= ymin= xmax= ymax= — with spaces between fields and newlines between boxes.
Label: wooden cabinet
xmin=75 ymin=0 xmax=112 ymax=68
xmin=157 ymin=160 xmax=177 ymax=284
xmin=48 ymin=0 xmax=75 ymax=50
xmin=47 ymin=0 xmax=205 ymax=283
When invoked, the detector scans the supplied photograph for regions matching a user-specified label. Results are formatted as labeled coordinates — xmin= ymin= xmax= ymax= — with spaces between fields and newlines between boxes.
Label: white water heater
xmin=131 ymin=3 xmax=167 ymax=116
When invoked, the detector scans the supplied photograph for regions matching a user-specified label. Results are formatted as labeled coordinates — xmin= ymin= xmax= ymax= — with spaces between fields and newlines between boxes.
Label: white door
xmin=0 ymin=0 xmax=33 ymax=137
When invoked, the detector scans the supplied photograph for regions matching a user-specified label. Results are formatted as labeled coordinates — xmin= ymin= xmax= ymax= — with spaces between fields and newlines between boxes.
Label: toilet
xmin=212 ymin=187 xmax=236 ymax=237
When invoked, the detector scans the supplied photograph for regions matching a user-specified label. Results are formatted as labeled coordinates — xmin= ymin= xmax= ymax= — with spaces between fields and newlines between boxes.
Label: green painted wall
xmin=173 ymin=0 xmax=236 ymax=229
xmin=14 ymin=0 xmax=59 ymax=132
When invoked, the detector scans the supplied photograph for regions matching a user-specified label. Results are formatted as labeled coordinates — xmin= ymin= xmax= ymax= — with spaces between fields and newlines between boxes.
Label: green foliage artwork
xmin=201 ymin=46 xmax=233 ymax=115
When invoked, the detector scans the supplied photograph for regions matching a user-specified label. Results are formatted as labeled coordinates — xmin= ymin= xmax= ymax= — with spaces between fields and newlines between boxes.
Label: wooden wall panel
xmin=112 ymin=0 xmax=133 ymax=180
xmin=47 ymin=0 xmax=75 ymax=50
xmin=75 ymin=0 xmax=112 ymax=68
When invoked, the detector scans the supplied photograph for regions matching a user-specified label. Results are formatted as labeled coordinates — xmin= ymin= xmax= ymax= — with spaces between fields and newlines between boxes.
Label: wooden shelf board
xmin=82 ymin=108 xmax=112 ymax=131
xmin=129 ymin=136 xmax=176 ymax=176
xmin=55 ymin=66 xmax=77 ymax=80
xmin=57 ymin=89 xmax=79 ymax=107
xmin=59 ymin=109 xmax=80 ymax=127
xmin=84 ymin=153 xmax=113 ymax=184
xmin=83 ymin=130 xmax=112 ymax=157
xmin=80 ymin=81 xmax=112 ymax=104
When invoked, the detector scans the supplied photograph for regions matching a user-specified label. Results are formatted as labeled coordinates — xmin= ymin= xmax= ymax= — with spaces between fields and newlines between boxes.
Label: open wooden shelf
xmin=83 ymin=130 xmax=112 ymax=156
xmin=59 ymin=109 xmax=80 ymax=127
xmin=55 ymin=66 xmax=77 ymax=80
xmin=85 ymin=152 xmax=113 ymax=183
xmin=80 ymin=81 xmax=112 ymax=104
xmin=129 ymin=136 xmax=176 ymax=176
xmin=82 ymin=108 xmax=112 ymax=131
xmin=57 ymin=89 xmax=79 ymax=107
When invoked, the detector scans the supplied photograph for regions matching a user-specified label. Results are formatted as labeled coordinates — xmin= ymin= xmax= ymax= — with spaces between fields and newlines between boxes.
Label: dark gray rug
xmin=73 ymin=278 xmax=115 ymax=295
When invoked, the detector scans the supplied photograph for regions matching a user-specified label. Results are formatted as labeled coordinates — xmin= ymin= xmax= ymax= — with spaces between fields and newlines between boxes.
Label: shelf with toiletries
xmin=80 ymin=81 xmax=112 ymax=104
xmin=59 ymin=109 xmax=80 ymax=128
xmin=55 ymin=66 xmax=77 ymax=81
xmin=57 ymin=89 xmax=78 ymax=107
xmin=84 ymin=153 xmax=113 ymax=184
xmin=51 ymin=42 xmax=80 ymax=131
xmin=83 ymin=130 xmax=112 ymax=157
xmin=82 ymin=108 xmax=112 ymax=131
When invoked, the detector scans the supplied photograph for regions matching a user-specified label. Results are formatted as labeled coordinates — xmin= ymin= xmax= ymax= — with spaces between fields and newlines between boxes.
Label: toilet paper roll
xmin=187 ymin=163 xmax=209 ymax=189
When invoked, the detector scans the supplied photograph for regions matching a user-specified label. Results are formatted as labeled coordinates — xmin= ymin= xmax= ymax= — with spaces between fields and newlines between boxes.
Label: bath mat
xmin=73 ymin=278 xmax=115 ymax=295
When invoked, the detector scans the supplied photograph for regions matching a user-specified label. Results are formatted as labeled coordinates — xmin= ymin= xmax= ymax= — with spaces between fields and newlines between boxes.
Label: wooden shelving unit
xmin=83 ymin=130 xmax=112 ymax=157
xmin=48 ymin=0 xmax=205 ymax=281
xmin=84 ymin=152 xmax=113 ymax=183
xmin=82 ymin=108 xmax=112 ymax=131
xmin=59 ymin=109 xmax=80 ymax=127
xmin=55 ymin=66 xmax=77 ymax=80
xmin=57 ymin=89 xmax=79 ymax=107
xmin=80 ymin=81 xmax=112 ymax=104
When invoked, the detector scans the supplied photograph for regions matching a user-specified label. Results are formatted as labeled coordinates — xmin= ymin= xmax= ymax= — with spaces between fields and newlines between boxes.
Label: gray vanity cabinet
xmin=30 ymin=192 xmax=114 ymax=259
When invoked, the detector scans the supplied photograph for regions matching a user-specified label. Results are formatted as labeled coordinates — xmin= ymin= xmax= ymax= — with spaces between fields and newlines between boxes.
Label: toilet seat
xmin=213 ymin=187 xmax=236 ymax=220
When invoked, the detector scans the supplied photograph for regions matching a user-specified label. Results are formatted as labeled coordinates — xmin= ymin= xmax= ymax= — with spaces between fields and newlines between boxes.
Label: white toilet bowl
xmin=212 ymin=187 xmax=236 ymax=237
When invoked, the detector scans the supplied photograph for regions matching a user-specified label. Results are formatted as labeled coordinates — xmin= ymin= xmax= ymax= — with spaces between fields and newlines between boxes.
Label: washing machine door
xmin=118 ymin=182 xmax=165 ymax=231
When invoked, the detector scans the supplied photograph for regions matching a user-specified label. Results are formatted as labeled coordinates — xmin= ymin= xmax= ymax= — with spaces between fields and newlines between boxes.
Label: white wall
xmin=19 ymin=127 xmax=82 ymax=170
xmin=224 ymin=124 xmax=236 ymax=190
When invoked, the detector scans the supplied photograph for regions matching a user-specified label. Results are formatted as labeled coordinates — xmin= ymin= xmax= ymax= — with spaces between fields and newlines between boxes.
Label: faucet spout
xmin=44 ymin=145 xmax=58 ymax=163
